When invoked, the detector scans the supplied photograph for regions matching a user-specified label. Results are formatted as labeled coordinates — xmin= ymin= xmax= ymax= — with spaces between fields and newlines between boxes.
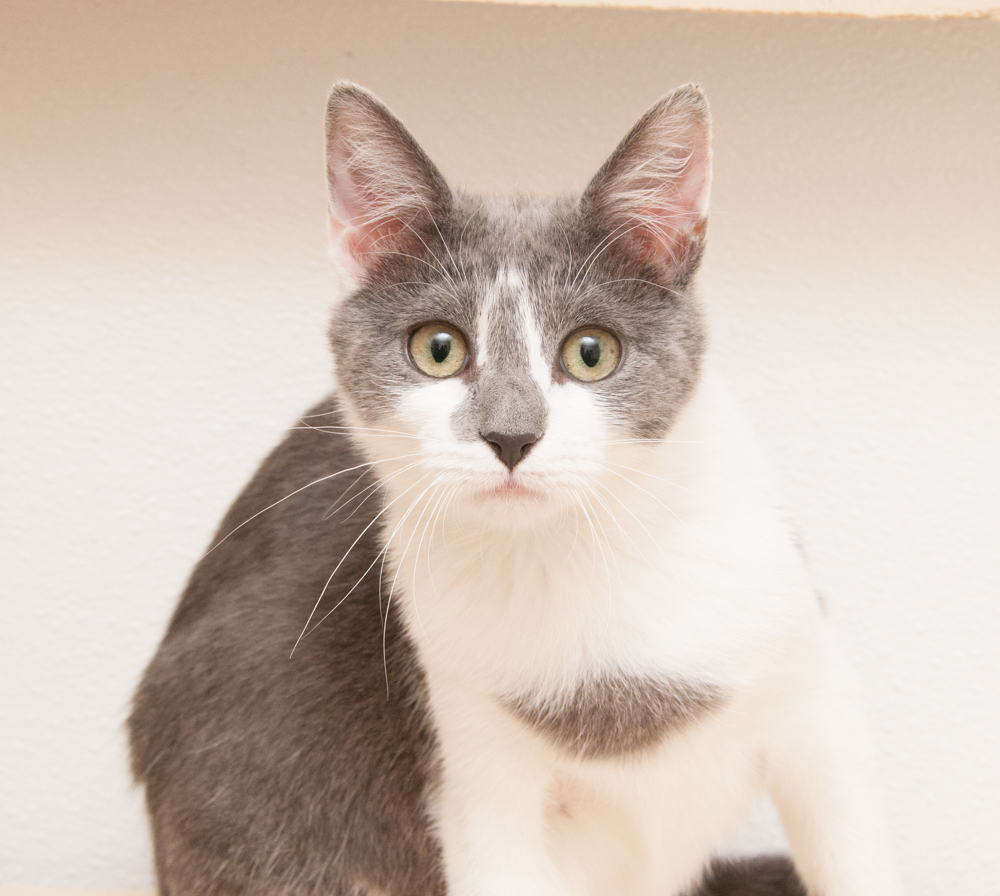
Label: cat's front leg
xmin=427 ymin=679 xmax=576 ymax=896
xmin=765 ymin=629 xmax=901 ymax=896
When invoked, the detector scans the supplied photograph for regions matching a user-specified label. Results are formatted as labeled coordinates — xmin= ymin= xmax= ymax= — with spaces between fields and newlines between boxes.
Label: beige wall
xmin=436 ymin=0 xmax=1000 ymax=17
xmin=2 ymin=0 xmax=999 ymax=890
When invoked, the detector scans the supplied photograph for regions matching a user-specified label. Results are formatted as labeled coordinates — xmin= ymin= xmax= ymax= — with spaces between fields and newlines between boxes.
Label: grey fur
xmin=333 ymin=186 xmax=705 ymax=443
xmin=503 ymin=676 xmax=724 ymax=759
xmin=130 ymin=400 xmax=446 ymax=895
xmin=130 ymin=83 xmax=792 ymax=895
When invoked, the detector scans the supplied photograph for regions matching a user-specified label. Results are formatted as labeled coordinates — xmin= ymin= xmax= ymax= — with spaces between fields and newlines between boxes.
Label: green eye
xmin=408 ymin=323 xmax=468 ymax=378
xmin=561 ymin=327 xmax=621 ymax=382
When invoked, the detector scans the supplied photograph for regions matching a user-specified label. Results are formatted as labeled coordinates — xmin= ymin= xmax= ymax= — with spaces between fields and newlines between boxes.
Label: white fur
xmin=521 ymin=300 xmax=553 ymax=393
xmin=341 ymin=348 xmax=899 ymax=896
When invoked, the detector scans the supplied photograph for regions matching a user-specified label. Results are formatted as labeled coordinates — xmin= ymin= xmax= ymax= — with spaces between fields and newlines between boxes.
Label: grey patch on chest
xmin=503 ymin=674 xmax=724 ymax=759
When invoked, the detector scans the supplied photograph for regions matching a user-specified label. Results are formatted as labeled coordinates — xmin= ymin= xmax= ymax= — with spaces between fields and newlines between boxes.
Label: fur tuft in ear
xmin=582 ymin=84 xmax=712 ymax=281
xmin=325 ymin=82 xmax=451 ymax=288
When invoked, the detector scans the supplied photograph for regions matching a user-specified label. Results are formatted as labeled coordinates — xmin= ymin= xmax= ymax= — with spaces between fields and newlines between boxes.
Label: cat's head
xmin=324 ymin=83 xmax=711 ymax=524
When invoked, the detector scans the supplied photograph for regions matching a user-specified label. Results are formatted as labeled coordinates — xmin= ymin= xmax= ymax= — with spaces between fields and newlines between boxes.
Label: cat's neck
xmin=355 ymin=366 xmax=813 ymax=698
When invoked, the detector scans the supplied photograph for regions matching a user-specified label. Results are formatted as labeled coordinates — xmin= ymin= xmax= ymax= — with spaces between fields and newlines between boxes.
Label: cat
xmin=129 ymin=82 xmax=900 ymax=896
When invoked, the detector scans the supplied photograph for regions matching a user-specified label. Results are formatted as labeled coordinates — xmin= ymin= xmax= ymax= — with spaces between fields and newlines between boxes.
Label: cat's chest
xmin=388 ymin=505 xmax=806 ymax=699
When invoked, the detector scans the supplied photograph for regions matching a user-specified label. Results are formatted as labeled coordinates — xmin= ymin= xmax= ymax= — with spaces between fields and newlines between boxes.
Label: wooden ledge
xmin=430 ymin=0 xmax=1000 ymax=20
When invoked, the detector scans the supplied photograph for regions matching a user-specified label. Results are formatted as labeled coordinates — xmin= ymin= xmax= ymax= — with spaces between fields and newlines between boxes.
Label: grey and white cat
xmin=130 ymin=83 xmax=900 ymax=896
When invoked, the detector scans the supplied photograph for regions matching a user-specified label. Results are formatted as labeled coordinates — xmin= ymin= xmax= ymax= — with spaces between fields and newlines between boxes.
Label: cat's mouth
xmin=479 ymin=477 xmax=540 ymax=502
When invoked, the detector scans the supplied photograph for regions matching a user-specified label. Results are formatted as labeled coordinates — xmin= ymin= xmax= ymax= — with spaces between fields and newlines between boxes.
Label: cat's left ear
xmin=325 ymin=82 xmax=452 ymax=289
xmin=582 ymin=84 xmax=712 ymax=281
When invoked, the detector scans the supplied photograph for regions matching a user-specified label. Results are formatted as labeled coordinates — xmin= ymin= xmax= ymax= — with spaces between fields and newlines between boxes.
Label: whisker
xmin=300 ymin=471 xmax=438 ymax=645
xmin=573 ymin=492 xmax=600 ymax=582
xmin=382 ymin=475 xmax=448 ymax=693
xmin=322 ymin=468 xmax=372 ymax=520
xmin=302 ymin=495 xmax=414 ymax=643
xmin=564 ymin=490 xmax=582 ymax=561
xmin=593 ymin=276 xmax=683 ymax=300
xmin=419 ymin=484 xmax=453 ymax=596
xmin=605 ymin=438 xmax=705 ymax=445
xmin=584 ymin=481 xmax=649 ymax=566
xmin=575 ymin=220 xmax=650 ymax=288
xmin=576 ymin=490 xmax=612 ymax=594
xmin=399 ymin=211 xmax=458 ymax=286
xmin=578 ymin=488 xmax=623 ymax=590
xmin=572 ymin=491 xmax=616 ymax=664
xmin=290 ymin=472 xmax=432 ymax=657
xmin=414 ymin=194 xmax=466 ymax=289
xmin=457 ymin=215 xmax=473 ymax=265
xmin=591 ymin=479 xmax=664 ymax=565
xmin=203 ymin=456 xmax=418 ymax=558
xmin=293 ymin=426 xmax=422 ymax=442
xmin=603 ymin=460 xmax=699 ymax=497
xmin=597 ymin=464 xmax=685 ymax=523
xmin=570 ymin=218 xmax=637 ymax=290
xmin=426 ymin=485 xmax=458 ymax=594
xmin=295 ymin=421 xmax=422 ymax=441
xmin=408 ymin=483 xmax=452 ymax=657
xmin=550 ymin=217 xmax=575 ymax=292
xmin=324 ymin=460 xmax=424 ymax=522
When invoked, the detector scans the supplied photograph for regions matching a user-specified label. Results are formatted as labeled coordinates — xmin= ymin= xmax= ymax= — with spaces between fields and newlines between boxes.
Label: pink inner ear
xmin=333 ymin=216 xmax=410 ymax=280
xmin=326 ymin=131 xmax=430 ymax=283
xmin=618 ymin=137 xmax=711 ymax=268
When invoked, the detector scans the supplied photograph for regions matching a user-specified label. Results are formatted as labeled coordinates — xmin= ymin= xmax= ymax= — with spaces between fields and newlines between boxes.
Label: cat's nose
xmin=482 ymin=431 xmax=539 ymax=472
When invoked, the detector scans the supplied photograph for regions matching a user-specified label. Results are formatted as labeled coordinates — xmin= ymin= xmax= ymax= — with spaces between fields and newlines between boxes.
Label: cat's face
xmin=325 ymin=84 xmax=711 ymax=523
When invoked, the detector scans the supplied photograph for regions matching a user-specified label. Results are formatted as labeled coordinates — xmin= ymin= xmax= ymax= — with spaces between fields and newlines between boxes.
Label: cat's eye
xmin=408 ymin=323 xmax=468 ymax=378
xmin=560 ymin=328 xmax=621 ymax=382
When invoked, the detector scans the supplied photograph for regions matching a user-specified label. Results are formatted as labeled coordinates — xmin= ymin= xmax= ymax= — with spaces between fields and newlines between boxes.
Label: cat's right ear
xmin=325 ymin=83 xmax=451 ymax=289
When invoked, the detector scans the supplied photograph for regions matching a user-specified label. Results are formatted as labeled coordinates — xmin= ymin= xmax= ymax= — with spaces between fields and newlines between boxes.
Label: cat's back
xmin=128 ymin=395 xmax=444 ymax=895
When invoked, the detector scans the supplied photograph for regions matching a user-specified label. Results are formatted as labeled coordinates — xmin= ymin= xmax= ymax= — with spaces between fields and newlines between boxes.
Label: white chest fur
xmin=350 ymin=370 xmax=897 ymax=896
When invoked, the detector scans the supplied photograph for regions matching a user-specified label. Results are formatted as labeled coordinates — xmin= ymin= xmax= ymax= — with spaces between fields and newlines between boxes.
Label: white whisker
xmin=604 ymin=460 xmax=699 ymax=497
xmin=203 ymin=455 xmax=418 ymax=558
xmin=381 ymin=475 xmax=447 ymax=693
xmin=290 ymin=472 xmax=432 ymax=657
xmin=598 ymin=464 xmax=685 ymax=523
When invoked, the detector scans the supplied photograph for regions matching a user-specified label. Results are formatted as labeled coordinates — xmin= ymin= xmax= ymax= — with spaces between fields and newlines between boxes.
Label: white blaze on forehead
xmin=477 ymin=267 xmax=551 ymax=394
xmin=475 ymin=270 xmax=502 ymax=368
xmin=520 ymin=301 xmax=551 ymax=393
xmin=503 ymin=267 xmax=523 ymax=291
xmin=478 ymin=266 xmax=534 ymax=371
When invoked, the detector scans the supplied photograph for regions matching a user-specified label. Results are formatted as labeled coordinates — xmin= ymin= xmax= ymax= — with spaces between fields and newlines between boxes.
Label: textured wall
xmin=1 ymin=0 xmax=998 ymax=891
